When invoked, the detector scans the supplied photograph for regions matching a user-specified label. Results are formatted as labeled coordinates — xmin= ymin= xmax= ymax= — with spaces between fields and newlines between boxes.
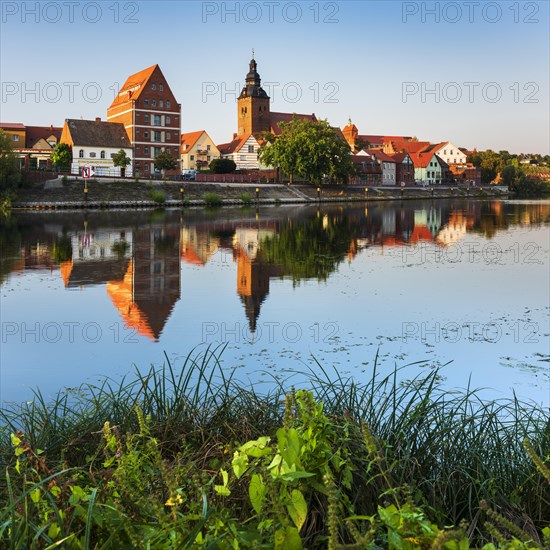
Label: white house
xmin=430 ymin=142 xmax=467 ymax=166
xmin=60 ymin=118 xmax=133 ymax=177
xmin=218 ymin=133 xmax=261 ymax=170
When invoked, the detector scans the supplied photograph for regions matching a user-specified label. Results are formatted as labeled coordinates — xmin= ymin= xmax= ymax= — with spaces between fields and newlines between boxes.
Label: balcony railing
xmin=196 ymin=149 xmax=208 ymax=155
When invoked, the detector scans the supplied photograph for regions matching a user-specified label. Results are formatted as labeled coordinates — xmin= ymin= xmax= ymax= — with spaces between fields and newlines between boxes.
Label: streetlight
xmin=256 ymin=187 xmax=260 ymax=202
xmin=365 ymin=187 xmax=369 ymax=199
xmin=317 ymin=187 xmax=320 ymax=200
xmin=180 ymin=186 xmax=184 ymax=206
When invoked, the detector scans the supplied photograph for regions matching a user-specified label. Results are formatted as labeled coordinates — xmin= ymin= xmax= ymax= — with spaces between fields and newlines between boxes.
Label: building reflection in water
xmin=2 ymin=201 xmax=548 ymax=342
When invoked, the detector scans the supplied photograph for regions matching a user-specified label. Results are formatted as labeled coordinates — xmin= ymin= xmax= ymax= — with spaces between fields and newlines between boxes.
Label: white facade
xmin=221 ymin=135 xmax=261 ymax=170
xmin=381 ymin=161 xmax=396 ymax=185
xmin=432 ymin=142 xmax=467 ymax=166
xmin=71 ymin=146 xmax=133 ymax=177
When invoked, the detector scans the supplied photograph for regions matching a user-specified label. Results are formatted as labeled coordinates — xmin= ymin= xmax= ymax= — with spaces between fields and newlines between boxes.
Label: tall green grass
xmin=0 ymin=346 xmax=548 ymax=544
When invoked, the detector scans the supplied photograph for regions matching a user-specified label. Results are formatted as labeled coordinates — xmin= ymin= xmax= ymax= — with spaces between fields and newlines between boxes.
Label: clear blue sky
xmin=1 ymin=1 xmax=549 ymax=153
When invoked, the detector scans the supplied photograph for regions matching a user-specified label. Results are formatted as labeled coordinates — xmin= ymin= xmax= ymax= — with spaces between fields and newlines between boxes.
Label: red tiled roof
xmin=218 ymin=133 xmax=252 ymax=154
xmin=0 ymin=122 xmax=25 ymax=129
xmin=409 ymin=151 xmax=439 ymax=168
xmin=25 ymin=125 xmax=62 ymax=148
xmin=388 ymin=152 xmax=409 ymax=163
xmin=389 ymin=140 xmax=431 ymax=154
xmin=270 ymin=112 xmax=317 ymax=135
xmin=181 ymin=130 xmax=205 ymax=153
xmin=108 ymin=64 xmax=158 ymax=108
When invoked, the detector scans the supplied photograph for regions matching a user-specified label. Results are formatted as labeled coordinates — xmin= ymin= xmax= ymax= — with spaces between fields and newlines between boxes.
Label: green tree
xmin=501 ymin=164 xmax=519 ymax=187
xmin=354 ymin=137 xmax=371 ymax=152
xmin=112 ymin=149 xmax=132 ymax=177
xmin=0 ymin=130 xmax=21 ymax=192
xmin=154 ymin=150 xmax=177 ymax=175
xmin=259 ymin=117 xmax=354 ymax=184
xmin=209 ymin=158 xmax=237 ymax=174
xmin=51 ymin=143 xmax=72 ymax=171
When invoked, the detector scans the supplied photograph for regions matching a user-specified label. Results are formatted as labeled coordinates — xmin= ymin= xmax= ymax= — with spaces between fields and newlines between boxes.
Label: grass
xmin=147 ymin=187 xmax=166 ymax=204
xmin=0 ymin=347 xmax=548 ymax=547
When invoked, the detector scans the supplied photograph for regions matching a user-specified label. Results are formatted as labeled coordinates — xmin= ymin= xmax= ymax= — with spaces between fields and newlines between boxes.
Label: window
xmin=12 ymin=135 xmax=19 ymax=141
xmin=144 ymin=131 xmax=149 ymax=139
xmin=153 ymin=115 xmax=161 ymax=126
xmin=100 ymin=150 xmax=105 ymax=159
xmin=144 ymin=147 xmax=149 ymax=154
xmin=248 ymin=145 xmax=254 ymax=153
xmin=79 ymin=149 xmax=84 ymax=158
xmin=240 ymin=155 xmax=246 ymax=161
xmin=144 ymin=163 xmax=149 ymax=171
xmin=152 ymin=84 xmax=156 ymax=91
xmin=144 ymin=99 xmax=149 ymax=106
xmin=144 ymin=114 xmax=149 ymax=122
xmin=166 ymin=132 xmax=171 ymax=139
xmin=154 ymin=131 xmax=161 ymax=142
xmin=190 ymin=155 xmax=194 ymax=160
xmin=166 ymin=100 xmax=170 ymax=108
xmin=159 ymin=84 xmax=164 ymax=91
xmin=152 ymin=100 xmax=157 ymax=107
xmin=111 ymin=153 xmax=116 ymax=158
xmin=207 ymin=156 xmax=210 ymax=161
xmin=159 ymin=100 xmax=163 ymax=108
xmin=207 ymin=145 xmax=211 ymax=151
xmin=166 ymin=116 xmax=171 ymax=124
xmin=90 ymin=152 xmax=96 ymax=158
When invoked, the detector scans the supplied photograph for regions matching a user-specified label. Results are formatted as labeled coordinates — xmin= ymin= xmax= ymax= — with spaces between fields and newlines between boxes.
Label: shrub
xmin=240 ymin=192 xmax=252 ymax=204
xmin=204 ymin=192 xmax=221 ymax=206
xmin=148 ymin=188 xmax=166 ymax=204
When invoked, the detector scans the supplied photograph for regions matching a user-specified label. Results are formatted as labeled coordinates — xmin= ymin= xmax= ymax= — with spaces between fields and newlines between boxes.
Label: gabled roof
xmin=364 ymin=149 xmax=397 ymax=163
xmin=109 ymin=64 xmax=157 ymax=108
xmin=409 ymin=151 xmax=443 ymax=168
xmin=270 ymin=112 xmax=317 ymax=135
xmin=62 ymin=119 xmax=131 ymax=148
xmin=181 ymin=130 xmax=205 ymax=152
xmin=218 ymin=133 xmax=256 ymax=155
xmin=388 ymin=152 xmax=411 ymax=163
xmin=25 ymin=125 xmax=62 ymax=148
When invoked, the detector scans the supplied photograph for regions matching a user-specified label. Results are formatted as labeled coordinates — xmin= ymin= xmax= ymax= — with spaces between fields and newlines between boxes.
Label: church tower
xmin=237 ymin=52 xmax=270 ymax=137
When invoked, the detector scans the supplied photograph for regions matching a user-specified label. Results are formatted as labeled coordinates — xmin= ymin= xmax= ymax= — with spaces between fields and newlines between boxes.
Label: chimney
xmin=95 ymin=117 xmax=101 ymax=122
xmin=233 ymin=133 xmax=238 ymax=140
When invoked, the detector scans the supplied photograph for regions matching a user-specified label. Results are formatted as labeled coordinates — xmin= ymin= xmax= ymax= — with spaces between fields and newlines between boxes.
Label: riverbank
xmin=0 ymin=350 xmax=547 ymax=549
xmin=11 ymin=177 xmax=508 ymax=210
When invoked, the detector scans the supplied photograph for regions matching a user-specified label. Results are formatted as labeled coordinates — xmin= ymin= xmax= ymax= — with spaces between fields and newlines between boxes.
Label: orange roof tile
xmin=181 ymin=130 xmax=205 ymax=153
xmin=108 ymin=64 xmax=158 ymax=108
xmin=218 ymin=133 xmax=253 ymax=154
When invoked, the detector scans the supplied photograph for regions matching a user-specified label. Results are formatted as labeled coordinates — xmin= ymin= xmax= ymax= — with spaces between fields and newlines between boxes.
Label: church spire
xmin=239 ymin=54 xmax=269 ymax=100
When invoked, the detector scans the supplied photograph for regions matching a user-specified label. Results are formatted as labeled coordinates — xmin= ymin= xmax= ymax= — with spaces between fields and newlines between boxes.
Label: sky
xmin=1 ymin=0 xmax=549 ymax=154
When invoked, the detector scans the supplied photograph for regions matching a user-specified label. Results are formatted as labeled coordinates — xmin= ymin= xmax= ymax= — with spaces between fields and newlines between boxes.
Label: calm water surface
xmin=1 ymin=199 xmax=549 ymax=406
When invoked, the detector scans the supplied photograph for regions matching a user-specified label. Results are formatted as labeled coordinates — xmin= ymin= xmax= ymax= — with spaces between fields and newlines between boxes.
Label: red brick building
xmin=389 ymin=152 xmax=415 ymax=186
xmin=107 ymin=65 xmax=181 ymax=176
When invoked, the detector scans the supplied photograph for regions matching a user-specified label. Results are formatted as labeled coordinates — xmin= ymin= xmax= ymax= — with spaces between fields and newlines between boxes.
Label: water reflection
xmin=1 ymin=200 xmax=549 ymax=404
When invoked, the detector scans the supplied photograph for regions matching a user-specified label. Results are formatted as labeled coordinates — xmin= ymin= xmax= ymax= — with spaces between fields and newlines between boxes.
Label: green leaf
xmin=287 ymin=489 xmax=307 ymax=531
xmin=30 ymin=488 xmax=41 ymax=503
xmin=249 ymin=474 xmax=266 ymax=514
xmin=232 ymin=451 xmax=249 ymax=479
xmin=274 ymin=526 xmax=303 ymax=550
xmin=10 ymin=433 xmax=21 ymax=447
xmin=215 ymin=469 xmax=231 ymax=496
xmin=239 ymin=436 xmax=272 ymax=457
xmin=277 ymin=428 xmax=302 ymax=467
xmin=280 ymin=471 xmax=315 ymax=482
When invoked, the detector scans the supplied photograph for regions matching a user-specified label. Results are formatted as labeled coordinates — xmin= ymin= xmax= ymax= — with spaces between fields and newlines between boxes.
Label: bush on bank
xmin=0 ymin=348 xmax=548 ymax=548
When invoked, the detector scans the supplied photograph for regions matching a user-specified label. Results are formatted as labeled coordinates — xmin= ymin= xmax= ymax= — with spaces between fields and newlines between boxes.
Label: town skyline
xmin=1 ymin=1 xmax=548 ymax=155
